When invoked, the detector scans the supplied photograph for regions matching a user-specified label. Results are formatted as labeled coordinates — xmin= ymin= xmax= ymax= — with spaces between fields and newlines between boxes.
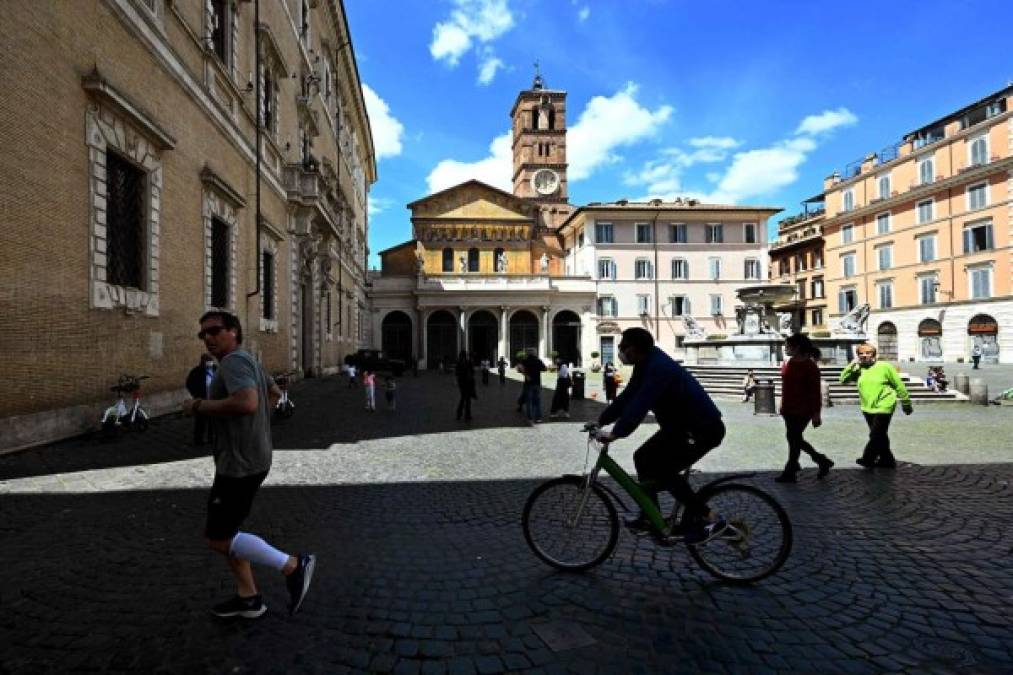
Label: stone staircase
xmin=683 ymin=364 xmax=964 ymax=404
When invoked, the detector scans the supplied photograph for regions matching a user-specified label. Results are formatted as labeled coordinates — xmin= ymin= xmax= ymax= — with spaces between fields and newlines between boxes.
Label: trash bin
xmin=571 ymin=370 xmax=585 ymax=400
xmin=969 ymin=378 xmax=989 ymax=405
xmin=753 ymin=379 xmax=776 ymax=415
xmin=954 ymin=372 xmax=970 ymax=395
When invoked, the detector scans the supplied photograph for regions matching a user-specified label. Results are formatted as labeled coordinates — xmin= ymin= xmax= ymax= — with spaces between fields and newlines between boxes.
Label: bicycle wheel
xmin=522 ymin=475 xmax=619 ymax=572
xmin=684 ymin=483 xmax=792 ymax=584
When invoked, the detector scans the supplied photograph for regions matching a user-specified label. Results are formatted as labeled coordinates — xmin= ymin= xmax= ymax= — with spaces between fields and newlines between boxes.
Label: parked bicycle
xmin=274 ymin=371 xmax=295 ymax=419
xmin=522 ymin=423 xmax=793 ymax=584
xmin=100 ymin=374 xmax=150 ymax=438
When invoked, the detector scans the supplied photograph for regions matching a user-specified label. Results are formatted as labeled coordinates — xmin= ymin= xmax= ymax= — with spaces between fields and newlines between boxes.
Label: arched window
xmin=442 ymin=248 xmax=453 ymax=272
xmin=531 ymin=108 xmax=539 ymax=130
xmin=467 ymin=248 xmax=480 ymax=272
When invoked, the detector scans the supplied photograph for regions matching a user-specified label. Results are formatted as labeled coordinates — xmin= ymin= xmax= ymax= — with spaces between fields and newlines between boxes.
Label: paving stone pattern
xmin=1 ymin=372 xmax=1012 ymax=673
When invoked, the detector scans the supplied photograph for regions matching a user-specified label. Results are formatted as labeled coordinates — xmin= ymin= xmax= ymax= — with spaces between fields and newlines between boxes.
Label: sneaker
xmin=285 ymin=554 xmax=316 ymax=615
xmin=685 ymin=517 xmax=728 ymax=546
xmin=816 ymin=457 xmax=835 ymax=479
xmin=211 ymin=594 xmax=267 ymax=619
xmin=624 ymin=514 xmax=653 ymax=536
xmin=855 ymin=457 xmax=874 ymax=469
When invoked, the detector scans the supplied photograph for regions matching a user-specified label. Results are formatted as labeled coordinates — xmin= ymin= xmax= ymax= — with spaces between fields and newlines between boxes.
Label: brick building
xmin=0 ymin=0 xmax=375 ymax=450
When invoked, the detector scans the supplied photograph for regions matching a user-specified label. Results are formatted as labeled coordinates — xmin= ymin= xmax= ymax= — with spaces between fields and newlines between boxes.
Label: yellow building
xmin=0 ymin=0 xmax=375 ymax=450
xmin=822 ymin=85 xmax=1012 ymax=364
xmin=768 ymin=199 xmax=827 ymax=331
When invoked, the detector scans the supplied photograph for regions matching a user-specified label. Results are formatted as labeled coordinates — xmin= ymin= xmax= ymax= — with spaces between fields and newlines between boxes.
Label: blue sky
xmin=348 ymin=0 xmax=1013 ymax=267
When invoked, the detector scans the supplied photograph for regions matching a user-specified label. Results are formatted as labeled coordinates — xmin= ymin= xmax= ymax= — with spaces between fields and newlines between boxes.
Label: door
xmin=877 ymin=322 xmax=898 ymax=362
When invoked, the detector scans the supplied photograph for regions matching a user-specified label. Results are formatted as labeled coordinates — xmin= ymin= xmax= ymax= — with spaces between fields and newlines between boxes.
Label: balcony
xmin=770 ymin=224 xmax=824 ymax=252
xmin=283 ymin=162 xmax=324 ymax=204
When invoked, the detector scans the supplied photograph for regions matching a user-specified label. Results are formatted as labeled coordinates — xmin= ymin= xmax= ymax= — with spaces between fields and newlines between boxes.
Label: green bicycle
xmin=522 ymin=423 xmax=793 ymax=584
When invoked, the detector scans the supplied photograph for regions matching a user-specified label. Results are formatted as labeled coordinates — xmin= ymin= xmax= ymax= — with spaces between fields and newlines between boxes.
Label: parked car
xmin=345 ymin=349 xmax=406 ymax=377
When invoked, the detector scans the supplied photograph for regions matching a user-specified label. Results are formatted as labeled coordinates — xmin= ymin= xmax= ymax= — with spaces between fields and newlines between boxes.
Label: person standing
xmin=776 ymin=334 xmax=833 ymax=483
xmin=455 ymin=350 xmax=476 ymax=421
xmin=972 ymin=343 xmax=982 ymax=369
xmin=363 ymin=370 xmax=376 ymax=412
xmin=497 ymin=357 xmax=507 ymax=385
xmin=522 ymin=351 xmax=546 ymax=423
xmin=185 ymin=354 xmax=217 ymax=446
xmin=549 ymin=360 xmax=571 ymax=418
xmin=603 ymin=362 xmax=618 ymax=403
xmin=384 ymin=376 xmax=397 ymax=411
xmin=480 ymin=358 xmax=490 ymax=386
xmin=346 ymin=363 xmax=357 ymax=388
xmin=839 ymin=343 xmax=913 ymax=469
xmin=182 ymin=311 xmax=315 ymax=619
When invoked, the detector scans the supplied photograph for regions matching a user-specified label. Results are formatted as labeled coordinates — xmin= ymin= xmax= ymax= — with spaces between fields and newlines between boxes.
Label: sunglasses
xmin=198 ymin=325 xmax=227 ymax=340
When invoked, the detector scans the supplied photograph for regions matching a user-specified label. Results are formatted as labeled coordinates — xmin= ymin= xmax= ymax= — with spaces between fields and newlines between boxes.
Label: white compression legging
xmin=229 ymin=532 xmax=289 ymax=571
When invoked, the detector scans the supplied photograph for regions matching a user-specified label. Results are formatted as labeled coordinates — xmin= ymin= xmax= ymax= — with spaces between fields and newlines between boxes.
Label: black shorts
xmin=205 ymin=471 xmax=268 ymax=541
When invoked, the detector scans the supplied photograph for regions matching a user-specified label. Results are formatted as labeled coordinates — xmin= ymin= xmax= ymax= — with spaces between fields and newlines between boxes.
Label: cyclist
xmin=594 ymin=328 xmax=727 ymax=544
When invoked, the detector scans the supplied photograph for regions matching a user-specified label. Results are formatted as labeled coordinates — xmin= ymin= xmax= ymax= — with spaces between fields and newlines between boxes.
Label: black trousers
xmin=456 ymin=393 xmax=472 ymax=420
xmin=633 ymin=420 xmax=725 ymax=520
xmin=861 ymin=412 xmax=895 ymax=465
xmin=550 ymin=380 xmax=570 ymax=412
xmin=782 ymin=414 xmax=823 ymax=470
xmin=193 ymin=415 xmax=214 ymax=445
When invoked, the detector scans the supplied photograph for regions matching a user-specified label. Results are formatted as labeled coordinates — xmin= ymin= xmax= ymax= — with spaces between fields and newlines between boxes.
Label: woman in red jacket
xmin=776 ymin=334 xmax=834 ymax=483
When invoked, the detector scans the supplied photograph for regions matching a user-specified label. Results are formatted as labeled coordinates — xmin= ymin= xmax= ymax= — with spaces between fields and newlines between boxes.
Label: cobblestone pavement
xmin=1 ymin=373 xmax=1012 ymax=673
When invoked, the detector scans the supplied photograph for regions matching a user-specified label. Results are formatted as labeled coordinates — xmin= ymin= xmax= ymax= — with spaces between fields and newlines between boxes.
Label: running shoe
xmin=286 ymin=553 xmax=316 ymax=615
xmin=211 ymin=594 xmax=266 ymax=619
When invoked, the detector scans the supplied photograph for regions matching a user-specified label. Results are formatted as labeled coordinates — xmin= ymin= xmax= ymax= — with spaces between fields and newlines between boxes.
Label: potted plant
xmin=590 ymin=351 xmax=601 ymax=372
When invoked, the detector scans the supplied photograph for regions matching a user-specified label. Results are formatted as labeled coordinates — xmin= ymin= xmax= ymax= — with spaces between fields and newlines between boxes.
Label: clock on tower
xmin=511 ymin=70 xmax=568 ymax=205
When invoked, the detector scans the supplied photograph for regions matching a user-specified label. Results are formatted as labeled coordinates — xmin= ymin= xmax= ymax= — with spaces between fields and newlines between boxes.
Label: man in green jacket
xmin=839 ymin=342 xmax=913 ymax=469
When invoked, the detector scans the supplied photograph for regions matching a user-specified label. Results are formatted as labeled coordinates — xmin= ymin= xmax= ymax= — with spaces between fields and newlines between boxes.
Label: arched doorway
xmin=509 ymin=310 xmax=538 ymax=363
xmin=968 ymin=314 xmax=999 ymax=363
xmin=552 ymin=310 xmax=581 ymax=366
xmin=468 ymin=311 xmax=498 ymax=363
xmin=877 ymin=322 xmax=898 ymax=363
xmin=381 ymin=311 xmax=413 ymax=364
xmin=427 ymin=310 xmax=458 ymax=369
xmin=918 ymin=319 xmax=943 ymax=360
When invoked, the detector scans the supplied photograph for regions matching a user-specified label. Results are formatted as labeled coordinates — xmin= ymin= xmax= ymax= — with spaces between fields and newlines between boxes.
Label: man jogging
xmin=183 ymin=310 xmax=315 ymax=619
xmin=595 ymin=328 xmax=726 ymax=544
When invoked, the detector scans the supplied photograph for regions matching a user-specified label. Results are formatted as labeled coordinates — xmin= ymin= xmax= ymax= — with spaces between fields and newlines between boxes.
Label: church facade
xmin=369 ymin=76 xmax=780 ymax=368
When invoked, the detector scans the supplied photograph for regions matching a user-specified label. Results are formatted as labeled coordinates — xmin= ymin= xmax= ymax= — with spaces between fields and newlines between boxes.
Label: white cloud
xmin=578 ymin=6 xmax=590 ymax=21
xmin=568 ymin=83 xmax=673 ymax=181
xmin=477 ymin=52 xmax=504 ymax=85
xmin=427 ymin=131 xmax=513 ymax=194
xmin=361 ymin=83 xmax=404 ymax=160
xmin=368 ymin=196 xmax=394 ymax=217
xmin=628 ymin=109 xmax=854 ymax=204
xmin=794 ymin=107 xmax=858 ymax=136
xmin=688 ymin=136 xmax=740 ymax=150
xmin=430 ymin=0 xmax=514 ymax=82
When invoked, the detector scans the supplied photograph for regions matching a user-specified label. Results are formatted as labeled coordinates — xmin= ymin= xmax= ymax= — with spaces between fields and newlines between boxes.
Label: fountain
xmin=682 ymin=284 xmax=868 ymax=366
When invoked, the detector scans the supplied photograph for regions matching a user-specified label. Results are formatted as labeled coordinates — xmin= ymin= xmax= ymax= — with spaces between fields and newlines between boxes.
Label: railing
xmin=876 ymin=142 xmax=902 ymax=165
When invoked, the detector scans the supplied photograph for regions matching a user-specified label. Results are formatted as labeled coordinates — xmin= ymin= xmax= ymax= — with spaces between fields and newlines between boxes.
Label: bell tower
xmin=511 ymin=67 xmax=568 ymax=206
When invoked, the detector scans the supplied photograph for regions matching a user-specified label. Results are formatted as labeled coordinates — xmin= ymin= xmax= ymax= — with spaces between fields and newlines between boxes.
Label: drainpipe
xmin=651 ymin=208 xmax=661 ymax=337
xmin=246 ymin=0 xmax=262 ymax=305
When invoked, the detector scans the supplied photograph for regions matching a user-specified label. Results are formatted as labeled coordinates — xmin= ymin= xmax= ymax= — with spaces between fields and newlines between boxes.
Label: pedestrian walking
xmin=776 ymin=334 xmax=833 ymax=483
xmin=549 ymin=359 xmax=571 ymax=418
xmin=839 ymin=342 xmax=913 ymax=469
xmin=185 ymin=354 xmax=217 ymax=446
xmin=972 ymin=343 xmax=982 ymax=369
xmin=182 ymin=310 xmax=315 ymax=619
xmin=497 ymin=356 xmax=507 ymax=385
xmin=363 ymin=370 xmax=376 ymax=411
xmin=480 ymin=358 xmax=490 ymax=386
xmin=741 ymin=369 xmax=757 ymax=403
xmin=347 ymin=363 xmax=357 ymax=387
xmin=384 ymin=376 xmax=397 ymax=411
xmin=455 ymin=350 xmax=476 ymax=421
xmin=522 ymin=351 xmax=546 ymax=422
xmin=603 ymin=361 xmax=618 ymax=402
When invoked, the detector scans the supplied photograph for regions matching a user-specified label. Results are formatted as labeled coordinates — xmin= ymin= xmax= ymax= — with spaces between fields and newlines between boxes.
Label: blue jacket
xmin=598 ymin=347 xmax=722 ymax=438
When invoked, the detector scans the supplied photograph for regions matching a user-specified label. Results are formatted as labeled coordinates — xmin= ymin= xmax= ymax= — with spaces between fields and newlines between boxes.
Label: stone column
xmin=458 ymin=306 xmax=467 ymax=357
xmin=539 ymin=305 xmax=550 ymax=360
xmin=499 ymin=306 xmax=509 ymax=362
xmin=419 ymin=308 xmax=429 ymax=369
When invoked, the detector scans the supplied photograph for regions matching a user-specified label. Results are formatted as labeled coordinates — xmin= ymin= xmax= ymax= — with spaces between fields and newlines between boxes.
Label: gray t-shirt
xmin=209 ymin=349 xmax=273 ymax=477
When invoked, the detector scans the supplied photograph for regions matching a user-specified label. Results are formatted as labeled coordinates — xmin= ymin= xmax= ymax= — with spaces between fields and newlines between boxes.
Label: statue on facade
xmin=833 ymin=303 xmax=870 ymax=335
xmin=415 ymin=253 xmax=425 ymax=274
xmin=734 ymin=306 xmax=746 ymax=335
xmin=495 ymin=251 xmax=507 ymax=273
xmin=681 ymin=314 xmax=708 ymax=340
xmin=539 ymin=253 xmax=549 ymax=273
xmin=459 ymin=255 xmax=467 ymax=273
